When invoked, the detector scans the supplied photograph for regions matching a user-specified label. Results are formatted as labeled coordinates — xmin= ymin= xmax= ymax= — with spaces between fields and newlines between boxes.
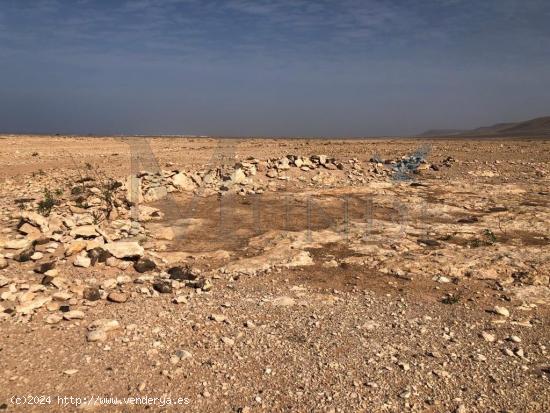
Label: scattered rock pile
xmin=0 ymin=151 xmax=460 ymax=323
xmin=368 ymin=154 xmax=457 ymax=178
xmin=0 ymin=172 xmax=218 ymax=322
xmin=265 ymin=154 xmax=342 ymax=176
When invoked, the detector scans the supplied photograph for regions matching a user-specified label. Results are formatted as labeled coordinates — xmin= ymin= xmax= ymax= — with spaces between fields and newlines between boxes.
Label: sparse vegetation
xmin=70 ymin=162 xmax=123 ymax=223
xmin=441 ymin=293 xmax=461 ymax=305
xmin=75 ymin=198 xmax=89 ymax=210
xmin=0 ymin=136 xmax=547 ymax=413
xmin=37 ymin=188 xmax=59 ymax=216
xmin=497 ymin=215 xmax=512 ymax=237
xmin=100 ymin=179 xmax=121 ymax=219
xmin=71 ymin=185 xmax=84 ymax=195
xmin=91 ymin=210 xmax=103 ymax=225
xmin=468 ymin=228 xmax=497 ymax=248
xmin=483 ymin=228 xmax=497 ymax=244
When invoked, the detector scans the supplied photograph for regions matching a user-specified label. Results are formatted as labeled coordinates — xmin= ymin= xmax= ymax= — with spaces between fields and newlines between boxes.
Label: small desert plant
xmin=483 ymin=228 xmax=497 ymax=244
xmin=74 ymin=162 xmax=121 ymax=220
xmin=441 ymin=293 xmax=461 ymax=305
xmin=75 ymin=198 xmax=89 ymax=209
xmin=37 ymin=188 xmax=59 ymax=216
xmin=98 ymin=179 xmax=123 ymax=219
xmin=468 ymin=238 xmax=482 ymax=248
xmin=497 ymin=216 xmax=512 ymax=237
xmin=71 ymin=185 xmax=84 ymax=195
xmin=16 ymin=200 xmax=27 ymax=210
xmin=468 ymin=228 xmax=497 ymax=248
xmin=91 ymin=210 xmax=104 ymax=225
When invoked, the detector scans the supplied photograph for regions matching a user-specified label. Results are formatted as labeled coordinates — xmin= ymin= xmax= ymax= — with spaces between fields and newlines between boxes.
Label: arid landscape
xmin=0 ymin=135 xmax=548 ymax=412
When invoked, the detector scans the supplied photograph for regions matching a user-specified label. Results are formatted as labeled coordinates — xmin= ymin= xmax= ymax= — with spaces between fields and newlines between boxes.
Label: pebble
xmin=455 ymin=404 xmax=466 ymax=413
xmin=198 ymin=278 xmax=213 ymax=291
xmin=116 ymin=275 xmax=132 ymax=284
xmin=271 ymin=296 xmax=295 ymax=306
xmin=63 ymin=310 xmax=85 ymax=320
xmin=209 ymin=314 xmax=226 ymax=322
xmin=45 ymin=314 xmax=63 ymax=324
xmin=168 ymin=266 xmax=197 ymax=281
xmin=398 ymin=362 xmax=410 ymax=371
xmin=107 ymin=292 xmax=128 ymax=303
xmin=481 ymin=331 xmax=496 ymax=342
xmin=221 ymin=337 xmax=235 ymax=346
xmin=472 ymin=353 xmax=487 ymax=362
xmin=16 ymin=296 xmax=51 ymax=315
xmin=153 ymin=281 xmax=172 ymax=294
xmin=175 ymin=350 xmax=192 ymax=360
xmin=53 ymin=292 xmax=72 ymax=301
xmin=83 ymin=287 xmax=101 ymax=301
xmin=134 ymin=258 xmax=157 ymax=273
xmin=34 ymin=261 xmax=55 ymax=274
xmin=46 ymin=302 xmax=60 ymax=311
xmin=493 ymin=306 xmax=510 ymax=317
xmin=87 ymin=329 xmax=107 ymax=342
xmin=399 ymin=389 xmax=411 ymax=399
xmin=30 ymin=252 xmax=43 ymax=261
xmin=73 ymin=254 xmax=91 ymax=268
xmin=102 ymin=279 xmax=117 ymax=289
xmin=86 ymin=319 xmax=120 ymax=342
xmin=433 ymin=369 xmax=451 ymax=379
xmin=88 ymin=319 xmax=120 ymax=332
xmin=515 ymin=348 xmax=525 ymax=358
xmin=502 ymin=348 xmax=515 ymax=357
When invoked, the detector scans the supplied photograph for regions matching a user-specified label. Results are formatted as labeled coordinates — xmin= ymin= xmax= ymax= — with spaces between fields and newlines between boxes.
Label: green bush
xmin=37 ymin=189 xmax=58 ymax=216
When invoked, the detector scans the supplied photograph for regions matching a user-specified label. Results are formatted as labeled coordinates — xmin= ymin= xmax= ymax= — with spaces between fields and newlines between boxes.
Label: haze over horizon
xmin=1 ymin=0 xmax=549 ymax=137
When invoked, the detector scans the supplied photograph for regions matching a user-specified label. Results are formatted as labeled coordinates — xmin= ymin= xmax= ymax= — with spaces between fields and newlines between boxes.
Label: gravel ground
xmin=0 ymin=136 xmax=549 ymax=412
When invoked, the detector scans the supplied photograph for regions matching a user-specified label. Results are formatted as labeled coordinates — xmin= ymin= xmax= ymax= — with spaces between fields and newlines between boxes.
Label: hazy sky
xmin=1 ymin=0 xmax=549 ymax=136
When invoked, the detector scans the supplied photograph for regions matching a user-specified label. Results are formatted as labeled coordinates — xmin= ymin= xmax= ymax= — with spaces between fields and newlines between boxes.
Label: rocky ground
xmin=0 ymin=135 xmax=549 ymax=412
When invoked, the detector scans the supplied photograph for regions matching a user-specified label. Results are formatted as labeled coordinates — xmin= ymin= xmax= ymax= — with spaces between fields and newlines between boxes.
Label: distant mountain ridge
xmin=419 ymin=129 xmax=466 ymax=137
xmin=418 ymin=116 xmax=550 ymax=137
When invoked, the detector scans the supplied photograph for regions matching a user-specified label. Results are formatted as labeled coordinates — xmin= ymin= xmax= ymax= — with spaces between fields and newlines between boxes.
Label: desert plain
xmin=0 ymin=135 xmax=548 ymax=412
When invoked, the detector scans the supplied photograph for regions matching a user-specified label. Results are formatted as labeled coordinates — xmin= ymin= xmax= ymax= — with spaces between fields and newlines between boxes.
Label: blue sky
xmin=1 ymin=0 xmax=549 ymax=136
